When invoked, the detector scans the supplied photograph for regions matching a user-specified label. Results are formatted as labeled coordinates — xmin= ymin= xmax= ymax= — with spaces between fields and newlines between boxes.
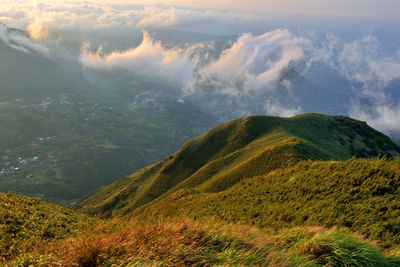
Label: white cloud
xmin=3 ymin=0 xmax=399 ymax=21
xmin=337 ymin=36 xmax=400 ymax=96
xmin=0 ymin=24 xmax=49 ymax=54
xmin=264 ymin=100 xmax=302 ymax=117
xmin=80 ymin=31 xmax=198 ymax=87
xmin=2 ymin=0 xmax=400 ymax=133
xmin=0 ymin=1 xmax=264 ymax=34
xmin=350 ymin=100 xmax=400 ymax=133
xmin=197 ymin=29 xmax=309 ymax=95
xmin=325 ymin=36 xmax=400 ymax=133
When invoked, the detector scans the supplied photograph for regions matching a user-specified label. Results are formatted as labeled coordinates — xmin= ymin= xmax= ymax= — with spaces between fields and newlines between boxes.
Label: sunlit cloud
xmin=0 ymin=1 xmax=264 ymax=33
xmin=27 ymin=16 xmax=49 ymax=40
xmin=79 ymin=28 xmax=400 ymax=124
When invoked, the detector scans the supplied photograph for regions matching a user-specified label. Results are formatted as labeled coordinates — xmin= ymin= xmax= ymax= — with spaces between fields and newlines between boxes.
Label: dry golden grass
xmin=8 ymin=218 xmax=400 ymax=267
xmin=18 ymin=219 xmax=272 ymax=266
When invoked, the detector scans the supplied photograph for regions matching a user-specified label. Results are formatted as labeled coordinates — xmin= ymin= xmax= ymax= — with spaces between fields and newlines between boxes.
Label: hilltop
xmin=76 ymin=113 xmax=400 ymax=217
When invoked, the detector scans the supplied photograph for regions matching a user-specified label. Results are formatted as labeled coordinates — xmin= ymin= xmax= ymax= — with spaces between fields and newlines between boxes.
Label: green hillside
xmin=76 ymin=113 xmax=400 ymax=217
xmin=3 ymin=114 xmax=400 ymax=266
xmin=0 ymin=192 xmax=94 ymax=262
xmin=139 ymin=157 xmax=400 ymax=247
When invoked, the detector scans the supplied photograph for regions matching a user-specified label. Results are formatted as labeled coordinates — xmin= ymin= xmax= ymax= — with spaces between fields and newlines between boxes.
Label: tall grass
xmin=8 ymin=218 xmax=400 ymax=266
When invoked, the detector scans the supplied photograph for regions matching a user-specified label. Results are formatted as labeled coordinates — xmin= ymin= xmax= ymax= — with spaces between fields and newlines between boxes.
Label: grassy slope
xmin=76 ymin=114 xmax=400 ymax=217
xmin=138 ymin=157 xmax=400 ymax=248
xmin=3 ymin=114 xmax=400 ymax=265
xmin=7 ymin=219 xmax=400 ymax=266
xmin=1 ymin=192 xmax=400 ymax=266
xmin=0 ymin=192 xmax=95 ymax=262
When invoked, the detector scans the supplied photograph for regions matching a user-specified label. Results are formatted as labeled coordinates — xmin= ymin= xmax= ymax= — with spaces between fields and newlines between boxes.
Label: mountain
xmin=277 ymin=68 xmax=352 ymax=115
xmin=76 ymin=113 xmax=400 ymax=217
xmin=3 ymin=114 xmax=400 ymax=266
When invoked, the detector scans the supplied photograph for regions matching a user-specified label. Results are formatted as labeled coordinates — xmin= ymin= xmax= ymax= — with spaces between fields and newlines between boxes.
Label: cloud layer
xmin=0 ymin=1 xmax=264 ymax=37
xmin=337 ymin=37 xmax=400 ymax=133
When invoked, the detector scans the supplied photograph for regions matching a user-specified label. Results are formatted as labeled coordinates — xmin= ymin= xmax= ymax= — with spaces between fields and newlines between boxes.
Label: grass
xmin=137 ymin=157 xmax=400 ymax=249
xmin=5 ymin=218 xmax=400 ymax=266
xmin=0 ymin=192 xmax=95 ymax=263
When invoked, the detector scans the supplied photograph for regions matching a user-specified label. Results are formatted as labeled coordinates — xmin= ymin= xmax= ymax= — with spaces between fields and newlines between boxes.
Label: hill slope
xmin=3 ymin=114 xmax=400 ymax=266
xmin=141 ymin=157 xmax=400 ymax=247
xmin=76 ymin=113 xmax=400 ymax=217
xmin=0 ymin=192 xmax=93 ymax=261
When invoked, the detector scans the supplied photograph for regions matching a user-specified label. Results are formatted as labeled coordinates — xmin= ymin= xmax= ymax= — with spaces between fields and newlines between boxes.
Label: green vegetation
xmin=0 ymin=92 xmax=215 ymax=205
xmin=0 ymin=192 xmax=94 ymax=262
xmin=2 ymin=114 xmax=400 ymax=265
xmin=4 ymin=219 xmax=400 ymax=266
xmin=139 ymin=157 xmax=400 ymax=248
xmin=76 ymin=114 xmax=400 ymax=217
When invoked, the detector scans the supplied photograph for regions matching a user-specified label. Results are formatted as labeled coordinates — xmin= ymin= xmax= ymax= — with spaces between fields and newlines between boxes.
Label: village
xmin=0 ymin=136 xmax=56 ymax=181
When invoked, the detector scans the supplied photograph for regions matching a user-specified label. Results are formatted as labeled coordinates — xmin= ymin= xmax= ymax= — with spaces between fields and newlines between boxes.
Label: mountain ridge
xmin=76 ymin=113 xmax=400 ymax=217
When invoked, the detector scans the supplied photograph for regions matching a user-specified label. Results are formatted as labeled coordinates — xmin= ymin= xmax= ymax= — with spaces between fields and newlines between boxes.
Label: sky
xmin=125 ymin=0 xmax=400 ymax=19
xmin=1 ymin=0 xmax=400 ymax=22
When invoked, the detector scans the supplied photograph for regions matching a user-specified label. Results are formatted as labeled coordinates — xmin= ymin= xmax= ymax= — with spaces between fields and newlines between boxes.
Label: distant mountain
xmin=277 ymin=68 xmax=352 ymax=115
xmin=76 ymin=113 xmax=400 ymax=217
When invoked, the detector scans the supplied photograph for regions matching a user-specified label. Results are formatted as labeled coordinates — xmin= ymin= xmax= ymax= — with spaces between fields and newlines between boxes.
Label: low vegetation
xmin=0 ymin=192 xmax=94 ymax=262
xmin=6 ymin=219 xmax=400 ymax=266
xmin=139 ymin=157 xmax=400 ymax=248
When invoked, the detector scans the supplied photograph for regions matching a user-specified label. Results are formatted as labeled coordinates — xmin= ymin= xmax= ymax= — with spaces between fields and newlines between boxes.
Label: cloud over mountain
xmin=0 ymin=24 xmax=48 ymax=54
xmin=79 ymin=29 xmax=400 ymax=128
xmin=80 ymin=31 xmax=198 ymax=87
xmin=197 ymin=29 xmax=309 ymax=94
